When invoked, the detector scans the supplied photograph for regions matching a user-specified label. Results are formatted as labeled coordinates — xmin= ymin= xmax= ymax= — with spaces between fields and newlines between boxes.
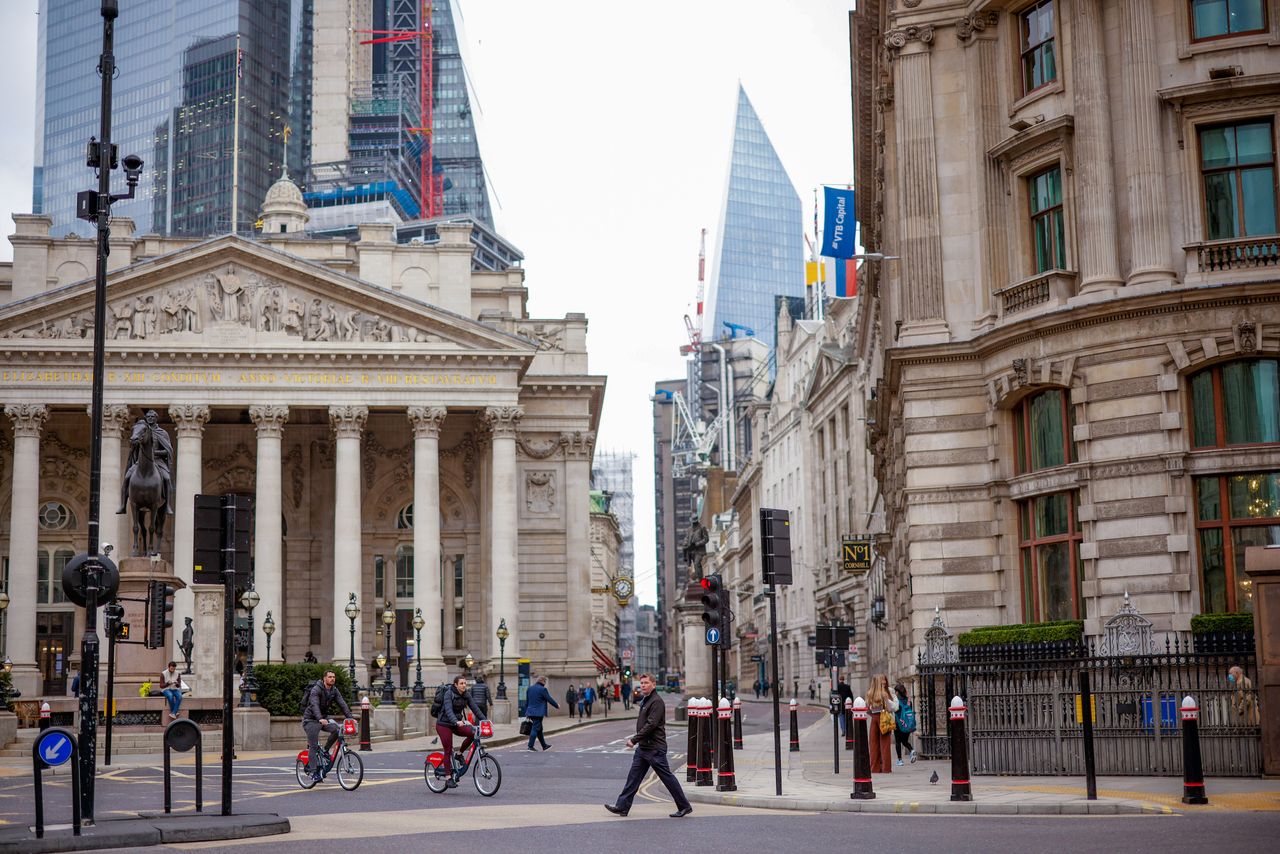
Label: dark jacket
xmin=566 ymin=686 xmax=578 ymax=705
xmin=469 ymin=680 xmax=491 ymax=712
xmin=439 ymin=685 xmax=484 ymax=727
xmin=524 ymin=682 xmax=559 ymax=717
xmin=304 ymin=682 xmax=352 ymax=723
xmin=837 ymin=681 xmax=854 ymax=705
xmin=632 ymin=690 xmax=667 ymax=751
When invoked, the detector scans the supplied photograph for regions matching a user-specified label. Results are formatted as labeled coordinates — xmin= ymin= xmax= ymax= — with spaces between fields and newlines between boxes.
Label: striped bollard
xmin=850 ymin=697 xmax=874 ymax=799
xmin=1180 ymin=695 xmax=1208 ymax=805
xmin=789 ymin=699 xmax=800 ymax=752
xmin=844 ymin=697 xmax=854 ymax=751
xmin=359 ymin=695 xmax=372 ymax=752
xmin=949 ymin=695 xmax=972 ymax=801
xmin=686 ymin=697 xmax=698 ymax=782
xmin=732 ymin=697 xmax=744 ymax=750
xmin=39 ymin=702 xmax=51 ymax=731
xmin=716 ymin=698 xmax=737 ymax=791
xmin=697 ymin=698 xmax=714 ymax=786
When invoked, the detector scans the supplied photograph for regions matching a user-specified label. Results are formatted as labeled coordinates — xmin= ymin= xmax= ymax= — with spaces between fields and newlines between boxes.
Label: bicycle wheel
xmin=336 ymin=748 xmax=364 ymax=791
xmin=424 ymin=758 xmax=450 ymax=793
xmin=472 ymin=752 xmax=502 ymax=797
xmin=295 ymin=758 xmax=317 ymax=790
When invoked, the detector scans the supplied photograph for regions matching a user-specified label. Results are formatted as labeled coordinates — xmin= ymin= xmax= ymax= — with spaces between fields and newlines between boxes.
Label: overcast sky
xmin=0 ymin=1 xmax=856 ymax=607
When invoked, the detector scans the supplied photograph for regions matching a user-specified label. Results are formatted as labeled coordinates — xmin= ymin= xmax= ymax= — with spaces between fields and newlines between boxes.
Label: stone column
xmin=1071 ymin=0 xmax=1123 ymax=294
xmin=250 ymin=405 xmax=288 ymax=663
xmin=563 ymin=431 xmax=595 ymax=672
xmin=886 ymin=26 xmax=947 ymax=340
xmin=408 ymin=406 xmax=447 ymax=678
xmin=482 ymin=406 xmax=523 ymax=661
xmin=1120 ymin=0 xmax=1175 ymax=288
xmin=168 ymin=404 xmax=210 ymax=645
xmin=329 ymin=406 xmax=367 ymax=664
xmin=958 ymin=14 xmax=1006 ymax=328
xmin=4 ymin=404 xmax=47 ymax=697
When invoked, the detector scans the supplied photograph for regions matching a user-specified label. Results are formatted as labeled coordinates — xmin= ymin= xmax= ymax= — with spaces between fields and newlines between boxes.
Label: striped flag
xmin=826 ymin=258 xmax=857 ymax=299
xmin=236 ymin=47 xmax=244 ymax=79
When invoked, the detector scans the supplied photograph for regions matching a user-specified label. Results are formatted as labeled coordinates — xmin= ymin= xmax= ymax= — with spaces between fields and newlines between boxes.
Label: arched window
xmin=38 ymin=501 xmax=75 ymax=531
xmin=396 ymin=503 xmax=414 ymax=530
xmin=1013 ymin=388 xmax=1075 ymax=474
xmin=1189 ymin=358 xmax=1280 ymax=448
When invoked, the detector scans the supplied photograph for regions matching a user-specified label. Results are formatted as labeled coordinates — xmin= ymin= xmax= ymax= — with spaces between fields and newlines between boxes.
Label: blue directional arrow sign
xmin=37 ymin=731 xmax=73 ymax=767
xmin=705 ymin=627 xmax=721 ymax=646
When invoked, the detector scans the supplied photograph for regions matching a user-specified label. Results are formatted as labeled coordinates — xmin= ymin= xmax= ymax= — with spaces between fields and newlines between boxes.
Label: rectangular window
xmin=310 ymin=618 xmax=321 ymax=647
xmin=1190 ymin=0 xmax=1267 ymax=40
xmin=1194 ymin=471 xmax=1278 ymax=611
xmin=1018 ymin=492 xmax=1084 ymax=621
xmin=1189 ymin=359 xmax=1280 ymax=448
xmin=453 ymin=554 xmax=465 ymax=598
xmin=1029 ymin=166 xmax=1066 ymax=272
xmin=395 ymin=546 xmax=414 ymax=598
xmin=374 ymin=554 xmax=385 ymax=600
xmin=454 ymin=606 xmax=465 ymax=650
xmin=1199 ymin=120 xmax=1278 ymax=239
xmin=1020 ymin=0 xmax=1058 ymax=94
xmin=1014 ymin=388 xmax=1074 ymax=474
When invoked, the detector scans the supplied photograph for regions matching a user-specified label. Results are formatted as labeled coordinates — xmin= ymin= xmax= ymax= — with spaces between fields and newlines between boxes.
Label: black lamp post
xmin=381 ymin=601 xmax=396 ymax=703
xmin=0 ymin=591 xmax=9 ymax=659
xmin=0 ymin=658 xmax=15 ymax=708
xmin=344 ymin=593 xmax=360 ymax=689
xmin=495 ymin=618 xmax=509 ymax=701
xmin=239 ymin=589 xmax=260 ymax=708
xmin=412 ymin=609 xmax=426 ymax=703
xmin=262 ymin=611 xmax=275 ymax=666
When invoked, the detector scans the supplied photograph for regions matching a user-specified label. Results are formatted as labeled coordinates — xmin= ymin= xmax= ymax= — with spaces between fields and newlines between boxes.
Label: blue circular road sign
xmin=36 ymin=731 xmax=73 ymax=767
xmin=706 ymin=627 xmax=721 ymax=645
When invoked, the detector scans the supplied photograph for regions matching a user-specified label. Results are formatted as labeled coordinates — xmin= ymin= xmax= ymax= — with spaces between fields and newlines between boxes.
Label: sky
xmin=0 ymin=0 xmax=857 ymax=608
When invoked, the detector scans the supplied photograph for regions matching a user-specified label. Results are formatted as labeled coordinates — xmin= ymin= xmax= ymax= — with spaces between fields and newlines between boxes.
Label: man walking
xmin=524 ymin=675 xmax=559 ymax=751
xmin=604 ymin=673 xmax=692 ymax=818
xmin=469 ymin=673 xmax=492 ymax=720
xmin=566 ymin=683 xmax=578 ymax=719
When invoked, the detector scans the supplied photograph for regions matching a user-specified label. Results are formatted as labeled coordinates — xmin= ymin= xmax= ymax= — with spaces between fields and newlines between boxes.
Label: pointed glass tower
xmin=431 ymin=0 xmax=493 ymax=227
xmin=704 ymin=86 xmax=804 ymax=349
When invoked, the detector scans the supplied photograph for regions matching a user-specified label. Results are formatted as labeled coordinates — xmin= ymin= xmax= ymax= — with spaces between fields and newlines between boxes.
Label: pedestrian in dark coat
xmin=604 ymin=673 xmax=692 ymax=818
xmin=566 ymin=684 xmax=578 ymax=719
xmin=524 ymin=675 xmax=559 ymax=751
xmin=468 ymin=673 xmax=491 ymax=719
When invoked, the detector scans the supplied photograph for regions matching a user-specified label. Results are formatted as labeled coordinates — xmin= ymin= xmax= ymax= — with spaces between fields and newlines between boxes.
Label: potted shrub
xmin=1189 ymin=612 xmax=1254 ymax=654
xmin=956 ymin=620 xmax=1085 ymax=661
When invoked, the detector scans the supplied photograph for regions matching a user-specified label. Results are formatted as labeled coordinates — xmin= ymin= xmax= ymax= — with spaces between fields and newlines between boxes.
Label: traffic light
xmin=104 ymin=602 xmax=124 ymax=640
xmin=760 ymin=508 xmax=793 ymax=585
xmin=700 ymin=573 xmax=730 ymax=647
xmin=622 ymin=665 xmax=632 ymax=682
xmin=147 ymin=580 xmax=175 ymax=649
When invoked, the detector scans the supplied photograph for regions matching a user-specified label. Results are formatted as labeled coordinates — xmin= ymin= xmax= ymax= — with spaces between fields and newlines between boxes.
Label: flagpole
xmin=230 ymin=33 xmax=241 ymax=234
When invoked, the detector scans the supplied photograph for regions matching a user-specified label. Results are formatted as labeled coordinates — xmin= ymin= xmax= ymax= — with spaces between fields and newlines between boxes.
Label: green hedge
xmin=252 ymin=663 xmax=356 ymax=717
xmin=1190 ymin=612 xmax=1254 ymax=635
xmin=957 ymin=619 xmax=1084 ymax=647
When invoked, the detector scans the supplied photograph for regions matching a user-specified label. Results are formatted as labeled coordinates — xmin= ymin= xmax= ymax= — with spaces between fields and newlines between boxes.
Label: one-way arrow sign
xmin=37 ymin=731 xmax=73 ymax=767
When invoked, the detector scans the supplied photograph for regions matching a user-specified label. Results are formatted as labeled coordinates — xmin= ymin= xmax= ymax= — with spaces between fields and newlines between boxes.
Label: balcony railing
xmin=1192 ymin=236 xmax=1280 ymax=272
xmin=995 ymin=269 xmax=1076 ymax=317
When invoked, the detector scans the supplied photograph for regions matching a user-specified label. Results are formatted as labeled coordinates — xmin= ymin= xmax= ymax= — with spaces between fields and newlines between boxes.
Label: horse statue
xmin=119 ymin=410 xmax=173 ymax=555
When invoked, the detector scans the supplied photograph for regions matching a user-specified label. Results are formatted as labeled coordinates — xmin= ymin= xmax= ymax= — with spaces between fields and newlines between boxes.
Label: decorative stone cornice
xmin=5 ymin=403 xmax=48 ymax=437
xmin=516 ymin=434 xmax=566 ymax=460
xmin=562 ymin=430 xmax=596 ymax=460
xmin=407 ymin=406 xmax=448 ymax=440
xmin=956 ymin=11 xmax=998 ymax=43
xmin=250 ymin=405 xmax=290 ymax=438
xmin=95 ymin=404 xmax=133 ymax=436
xmin=884 ymin=24 xmax=934 ymax=57
xmin=329 ymin=405 xmax=368 ymax=440
xmin=481 ymin=405 xmax=524 ymax=439
xmin=168 ymin=404 xmax=210 ymax=437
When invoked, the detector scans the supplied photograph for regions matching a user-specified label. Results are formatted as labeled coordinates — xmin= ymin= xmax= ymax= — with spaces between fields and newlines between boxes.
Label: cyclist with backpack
xmin=433 ymin=674 xmax=485 ymax=787
xmin=303 ymin=670 xmax=353 ymax=781
xmin=892 ymin=681 xmax=918 ymax=765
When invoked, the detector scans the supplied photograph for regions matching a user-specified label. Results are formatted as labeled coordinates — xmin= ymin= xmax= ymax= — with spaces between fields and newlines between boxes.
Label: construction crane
xmin=679 ymin=228 xmax=707 ymax=356
xmin=652 ymin=388 xmax=725 ymax=478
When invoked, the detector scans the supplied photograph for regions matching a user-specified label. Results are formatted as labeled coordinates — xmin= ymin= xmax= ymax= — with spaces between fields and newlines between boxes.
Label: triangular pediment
xmin=803 ymin=342 xmax=855 ymax=407
xmin=0 ymin=236 xmax=532 ymax=355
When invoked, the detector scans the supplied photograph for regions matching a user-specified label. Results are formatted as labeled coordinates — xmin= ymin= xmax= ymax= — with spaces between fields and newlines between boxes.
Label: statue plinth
xmin=113 ymin=557 xmax=186 ymax=697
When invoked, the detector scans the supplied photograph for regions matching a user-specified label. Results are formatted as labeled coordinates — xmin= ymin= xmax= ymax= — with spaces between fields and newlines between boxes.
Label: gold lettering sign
xmin=0 ymin=368 xmax=501 ymax=387
xmin=841 ymin=537 xmax=873 ymax=574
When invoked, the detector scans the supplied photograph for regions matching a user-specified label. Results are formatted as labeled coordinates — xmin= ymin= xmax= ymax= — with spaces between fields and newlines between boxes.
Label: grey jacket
xmin=304 ymin=682 xmax=351 ymax=723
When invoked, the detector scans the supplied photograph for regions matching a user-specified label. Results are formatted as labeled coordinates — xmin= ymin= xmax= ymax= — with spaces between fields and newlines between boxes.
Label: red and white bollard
xmin=732 ymin=697 xmax=744 ymax=750
xmin=686 ymin=697 xmax=699 ymax=783
xmin=850 ymin=697 xmax=875 ymax=800
xmin=39 ymin=702 xmax=51 ymax=731
xmin=949 ymin=695 xmax=972 ymax=802
xmin=1180 ymin=695 xmax=1208 ymax=805
xmin=716 ymin=698 xmax=737 ymax=791
xmin=359 ymin=694 xmax=372 ymax=752
xmin=789 ymin=699 xmax=800 ymax=752
xmin=696 ymin=698 xmax=714 ymax=787
xmin=844 ymin=696 xmax=855 ymax=751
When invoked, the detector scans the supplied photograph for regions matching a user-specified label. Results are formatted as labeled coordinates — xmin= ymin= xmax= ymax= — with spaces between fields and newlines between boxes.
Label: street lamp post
xmin=0 ymin=591 xmax=9 ymax=659
xmin=239 ymin=589 xmax=260 ymax=708
xmin=381 ymin=601 xmax=396 ymax=703
xmin=495 ymin=618 xmax=509 ymax=701
xmin=411 ymin=609 xmax=426 ymax=703
xmin=374 ymin=651 xmax=386 ymax=701
xmin=462 ymin=653 xmax=474 ymax=677
xmin=344 ymin=593 xmax=360 ymax=689
xmin=262 ymin=611 xmax=275 ymax=666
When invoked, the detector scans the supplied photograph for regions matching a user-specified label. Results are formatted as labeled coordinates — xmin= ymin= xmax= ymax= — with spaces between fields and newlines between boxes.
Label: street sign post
xmin=706 ymin=627 xmax=721 ymax=646
xmin=33 ymin=728 xmax=81 ymax=839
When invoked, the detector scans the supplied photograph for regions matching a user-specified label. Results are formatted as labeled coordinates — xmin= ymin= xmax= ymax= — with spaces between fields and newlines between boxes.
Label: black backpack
xmin=299 ymin=680 xmax=319 ymax=716
xmin=430 ymin=684 xmax=448 ymax=718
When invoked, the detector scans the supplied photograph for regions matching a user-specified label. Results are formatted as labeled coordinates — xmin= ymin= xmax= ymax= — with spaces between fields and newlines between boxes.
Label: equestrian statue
xmin=117 ymin=409 xmax=174 ymax=555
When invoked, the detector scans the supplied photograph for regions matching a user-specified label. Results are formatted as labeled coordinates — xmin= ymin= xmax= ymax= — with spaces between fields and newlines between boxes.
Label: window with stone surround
xmin=1029 ymin=166 xmax=1066 ymax=273
xmin=1190 ymin=0 xmax=1268 ymax=41
xmin=1199 ymin=119 xmax=1278 ymax=240
xmin=37 ymin=547 xmax=74 ymax=605
xmin=373 ymin=554 xmax=385 ymax=600
xmin=395 ymin=545 xmax=414 ymax=598
xmin=1018 ymin=492 xmax=1083 ymax=621
xmin=1188 ymin=358 xmax=1280 ymax=447
xmin=1194 ymin=471 xmax=1276 ymax=612
xmin=1013 ymin=388 xmax=1075 ymax=474
xmin=1019 ymin=0 xmax=1058 ymax=95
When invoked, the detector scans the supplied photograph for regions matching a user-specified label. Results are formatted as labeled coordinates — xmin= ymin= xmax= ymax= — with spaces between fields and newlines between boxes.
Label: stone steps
xmin=1 ymin=727 xmax=223 ymax=757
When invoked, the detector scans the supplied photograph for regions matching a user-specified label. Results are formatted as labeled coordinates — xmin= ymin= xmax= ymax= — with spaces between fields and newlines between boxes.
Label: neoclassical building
xmin=853 ymin=0 xmax=1280 ymax=673
xmin=0 ymin=178 xmax=604 ymax=699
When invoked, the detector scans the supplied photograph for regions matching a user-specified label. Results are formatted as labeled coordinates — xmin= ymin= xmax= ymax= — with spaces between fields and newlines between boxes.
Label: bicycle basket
xmin=426 ymin=751 xmax=446 ymax=768
xmin=479 ymin=720 xmax=493 ymax=738
xmin=343 ymin=719 xmax=357 ymax=735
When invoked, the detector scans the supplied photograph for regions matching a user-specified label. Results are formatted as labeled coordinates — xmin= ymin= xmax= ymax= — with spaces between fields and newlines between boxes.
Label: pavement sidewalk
xmin=0 ymin=812 xmax=288 ymax=854
xmin=683 ymin=702 xmax=1280 ymax=816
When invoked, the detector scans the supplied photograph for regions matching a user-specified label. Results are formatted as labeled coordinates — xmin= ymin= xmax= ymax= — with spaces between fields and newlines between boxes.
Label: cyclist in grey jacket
xmin=303 ymin=671 xmax=352 ymax=779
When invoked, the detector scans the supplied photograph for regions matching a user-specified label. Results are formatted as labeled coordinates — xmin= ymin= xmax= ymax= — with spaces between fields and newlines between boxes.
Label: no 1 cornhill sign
xmin=841 ymin=536 xmax=873 ymax=574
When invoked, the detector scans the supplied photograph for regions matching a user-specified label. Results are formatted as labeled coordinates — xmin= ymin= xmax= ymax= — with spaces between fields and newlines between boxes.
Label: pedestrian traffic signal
xmin=700 ymin=573 xmax=731 ymax=647
xmin=622 ymin=665 xmax=632 ymax=681
xmin=147 ymin=580 xmax=175 ymax=649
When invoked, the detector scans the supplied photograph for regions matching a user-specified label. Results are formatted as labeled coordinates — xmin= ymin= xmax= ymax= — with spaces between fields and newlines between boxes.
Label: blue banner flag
xmin=821 ymin=186 xmax=856 ymax=259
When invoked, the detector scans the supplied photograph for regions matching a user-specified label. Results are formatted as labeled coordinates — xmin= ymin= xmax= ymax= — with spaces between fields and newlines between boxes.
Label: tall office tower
xmin=33 ymin=0 xmax=311 ymax=238
xmin=429 ymin=0 xmax=492 ymax=226
xmin=703 ymin=85 xmax=804 ymax=350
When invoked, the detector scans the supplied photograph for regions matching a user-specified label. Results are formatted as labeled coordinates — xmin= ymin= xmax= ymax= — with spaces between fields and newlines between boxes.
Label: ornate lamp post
xmin=495 ymin=618 xmax=509 ymax=701
xmin=239 ymin=588 xmax=260 ymax=708
xmin=374 ymin=651 xmax=386 ymax=700
xmin=0 ymin=591 xmax=9 ymax=659
xmin=0 ymin=657 xmax=15 ymax=708
xmin=344 ymin=593 xmax=360 ymax=689
xmin=381 ymin=601 xmax=396 ymax=703
xmin=262 ymin=611 xmax=275 ymax=665
xmin=411 ymin=609 xmax=426 ymax=703
xmin=462 ymin=652 xmax=475 ymax=677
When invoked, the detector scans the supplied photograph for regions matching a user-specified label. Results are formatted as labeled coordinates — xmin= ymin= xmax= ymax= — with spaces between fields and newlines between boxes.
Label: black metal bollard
xmin=732 ymin=697 xmax=744 ymax=750
xmin=1079 ymin=669 xmax=1097 ymax=800
xmin=850 ymin=697 xmax=875 ymax=799
xmin=949 ymin=695 xmax=972 ymax=802
xmin=1180 ymin=695 xmax=1209 ymax=805
xmin=789 ymin=698 xmax=800 ymax=752
xmin=844 ymin=697 xmax=855 ymax=751
xmin=359 ymin=695 xmax=372 ymax=752
xmin=163 ymin=718 xmax=203 ymax=814
xmin=39 ymin=702 xmax=51 ymax=731
xmin=716 ymin=698 xmax=737 ymax=791
xmin=686 ymin=697 xmax=699 ymax=783
xmin=697 ymin=698 xmax=714 ymax=786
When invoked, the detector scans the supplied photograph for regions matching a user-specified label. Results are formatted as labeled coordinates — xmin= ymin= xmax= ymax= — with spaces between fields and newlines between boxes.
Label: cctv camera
xmin=102 ymin=543 xmax=114 ymax=555
xmin=122 ymin=154 xmax=143 ymax=172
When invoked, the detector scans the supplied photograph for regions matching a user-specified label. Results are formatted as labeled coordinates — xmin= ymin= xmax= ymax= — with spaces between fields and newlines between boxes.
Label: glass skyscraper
xmin=704 ymin=85 xmax=804 ymax=349
xmin=431 ymin=0 xmax=492 ymax=227
xmin=33 ymin=0 xmax=311 ymax=238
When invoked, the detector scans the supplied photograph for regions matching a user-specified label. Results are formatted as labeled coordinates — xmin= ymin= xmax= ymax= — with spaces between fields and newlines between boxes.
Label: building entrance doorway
xmin=37 ymin=612 xmax=72 ymax=695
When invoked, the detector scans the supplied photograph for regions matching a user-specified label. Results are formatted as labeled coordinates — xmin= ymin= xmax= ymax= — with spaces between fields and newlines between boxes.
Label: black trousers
xmin=894 ymin=728 xmax=913 ymax=758
xmin=304 ymin=720 xmax=340 ymax=772
xmin=614 ymin=746 xmax=691 ymax=812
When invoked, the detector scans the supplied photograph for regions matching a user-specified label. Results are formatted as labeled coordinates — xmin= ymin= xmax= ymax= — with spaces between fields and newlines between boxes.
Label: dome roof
xmin=263 ymin=173 xmax=305 ymax=212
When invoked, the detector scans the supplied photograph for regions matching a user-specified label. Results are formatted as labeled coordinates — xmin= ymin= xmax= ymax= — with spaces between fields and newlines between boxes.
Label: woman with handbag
xmin=865 ymin=674 xmax=898 ymax=773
